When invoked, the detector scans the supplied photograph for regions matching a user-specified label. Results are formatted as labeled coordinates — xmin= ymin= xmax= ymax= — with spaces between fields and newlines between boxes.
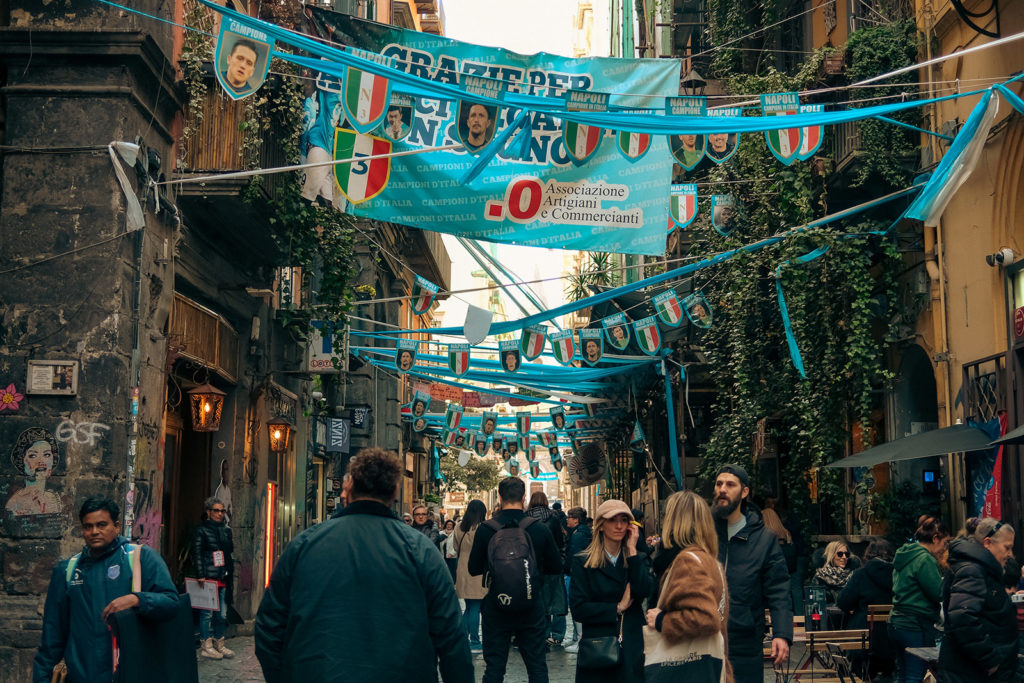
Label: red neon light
xmin=265 ymin=482 xmax=275 ymax=587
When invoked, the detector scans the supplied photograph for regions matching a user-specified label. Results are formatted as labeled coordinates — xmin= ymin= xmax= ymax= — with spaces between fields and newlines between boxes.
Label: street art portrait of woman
xmin=6 ymin=427 xmax=62 ymax=516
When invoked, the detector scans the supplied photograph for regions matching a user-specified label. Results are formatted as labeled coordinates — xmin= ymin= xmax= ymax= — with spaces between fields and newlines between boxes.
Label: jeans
xmin=198 ymin=585 xmax=227 ymax=640
xmin=548 ymin=614 xmax=565 ymax=642
xmin=464 ymin=598 xmax=482 ymax=645
xmin=890 ymin=624 xmax=937 ymax=683
xmin=481 ymin=601 xmax=549 ymax=683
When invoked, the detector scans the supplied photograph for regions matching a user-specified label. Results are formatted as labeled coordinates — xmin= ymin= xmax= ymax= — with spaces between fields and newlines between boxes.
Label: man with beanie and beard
xmin=712 ymin=464 xmax=793 ymax=682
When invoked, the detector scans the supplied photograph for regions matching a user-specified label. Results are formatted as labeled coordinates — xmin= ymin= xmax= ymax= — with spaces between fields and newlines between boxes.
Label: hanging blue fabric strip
xmin=775 ymin=265 xmax=807 ymax=379
xmin=995 ymin=83 xmax=1024 ymax=113
xmin=460 ymin=109 xmax=530 ymax=184
xmin=661 ymin=359 xmax=682 ymax=489
xmin=874 ymin=115 xmax=954 ymax=141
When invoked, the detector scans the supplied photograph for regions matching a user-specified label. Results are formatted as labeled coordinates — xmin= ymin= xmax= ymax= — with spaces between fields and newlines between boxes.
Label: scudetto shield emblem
xmin=342 ymin=65 xmax=392 ymax=134
xmin=539 ymin=430 xmax=556 ymax=447
xmin=633 ymin=316 xmax=662 ymax=355
xmin=516 ymin=411 xmax=531 ymax=435
xmin=448 ymin=343 xmax=470 ymax=376
xmin=652 ymin=290 xmax=684 ymax=327
xmin=549 ymin=330 xmax=575 ymax=366
xmin=411 ymin=275 xmax=439 ymax=315
xmin=518 ymin=434 xmax=530 ymax=452
xmin=442 ymin=429 xmax=458 ymax=446
xmin=603 ymin=313 xmax=631 ymax=351
xmin=334 ymin=129 xmax=392 ymax=204
xmin=579 ymin=329 xmax=604 ymax=366
xmin=445 ymin=403 xmax=463 ymax=430
xmin=529 ymin=459 xmax=540 ymax=478
xmin=761 ymin=93 xmax=803 ymax=166
xmin=562 ymin=121 xmax=603 ymax=163
xmin=669 ymin=184 xmax=697 ymax=231
xmin=617 ymin=131 xmax=652 ymax=161
xmin=519 ymin=325 xmax=547 ymax=361
xmin=797 ymin=103 xmax=824 ymax=161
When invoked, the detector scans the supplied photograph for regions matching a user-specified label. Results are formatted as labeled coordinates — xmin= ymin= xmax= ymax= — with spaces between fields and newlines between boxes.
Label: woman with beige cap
xmin=569 ymin=499 xmax=652 ymax=682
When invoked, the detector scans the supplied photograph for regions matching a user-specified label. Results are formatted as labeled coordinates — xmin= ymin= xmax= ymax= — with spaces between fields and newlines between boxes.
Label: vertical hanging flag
xmin=516 ymin=411 xmax=531 ymax=435
xmin=444 ymin=403 xmax=463 ymax=430
xmin=796 ymin=103 xmax=825 ymax=160
xmin=473 ymin=433 xmax=489 ymax=456
xmin=633 ymin=316 xmax=662 ymax=355
xmin=529 ymin=456 xmax=540 ymax=478
xmin=549 ymin=330 xmax=575 ymax=366
xmin=617 ymin=131 xmax=652 ymax=161
xmin=448 ymin=342 xmax=470 ymax=376
xmin=395 ymin=339 xmax=419 ymax=373
xmin=711 ymin=195 xmax=739 ymax=236
xmin=214 ymin=19 xmax=274 ymax=101
xmin=630 ymin=421 xmax=646 ymax=452
xmin=561 ymin=121 xmax=604 ymax=164
xmin=333 ymin=129 xmax=392 ymax=204
xmin=481 ymin=411 xmax=498 ymax=436
xmin=519 ymin=325 xmax=548 ymax=361
xmin=761 ymin=92 xmax=804 ymax=165
xmin=341 ymin=49 xmax=395 ymax=134
xmin=666 ymin=97 xmax=707 ymax=171
xmin=550 ymin=405 xmax=567 ymax=431
xmin=499 ymin=339 xmax=521 ymax=373
xmin=706 ymin=108 xmax=742 ymax=164
xmin=683 ymin=292 xmax=713 ymax=329
xmin=579 ymin=329 xmax=604 ymax=366
xmin=411 ymin=275 xmax=439 ymax=314
xmin=603 ymin=313 xmax=631 ymax=351
xmin=669 ymin=184 xmax=698 ymax=231
xmin=653 ymin=290 xmax=684 ymax=327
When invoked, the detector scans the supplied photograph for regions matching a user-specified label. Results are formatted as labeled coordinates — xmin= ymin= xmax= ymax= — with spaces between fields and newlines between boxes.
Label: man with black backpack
xmin=468 ymin=477 xmax=562 ymax=683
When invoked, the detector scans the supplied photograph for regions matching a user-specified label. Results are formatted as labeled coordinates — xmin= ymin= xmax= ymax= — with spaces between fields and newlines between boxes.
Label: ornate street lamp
xmin=187 ymin=383 xmax=226 ymax=432
xmin=268 ymin=416 xmax=295 ymax=453
xmin=680 ymin=68 xmax=707 ymax=97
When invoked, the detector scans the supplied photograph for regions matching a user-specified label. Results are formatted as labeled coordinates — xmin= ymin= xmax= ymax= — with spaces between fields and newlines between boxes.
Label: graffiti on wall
xmin=1 ymin=427 xmax=66 ymax=538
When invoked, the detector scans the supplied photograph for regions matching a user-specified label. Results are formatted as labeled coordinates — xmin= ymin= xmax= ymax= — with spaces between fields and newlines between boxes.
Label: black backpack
xmin=484 ymin=517 xmax=539 ymax=612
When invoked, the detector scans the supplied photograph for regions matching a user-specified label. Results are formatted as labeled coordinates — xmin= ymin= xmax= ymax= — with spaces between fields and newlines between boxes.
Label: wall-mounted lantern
xmin=188 ymin=383 xmax=226 ymax=432
xmin=268 ymin=416 xmax=295 ymax=452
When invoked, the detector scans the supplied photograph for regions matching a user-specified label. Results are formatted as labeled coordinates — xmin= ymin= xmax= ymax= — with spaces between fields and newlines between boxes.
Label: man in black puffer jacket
xmin=192 ymin=496 xmax=234 ymax=660
xmin=939 ymin=519 xmax=1017 ymax=683
xmin=837 ymin=539 xmax=895 ymax=677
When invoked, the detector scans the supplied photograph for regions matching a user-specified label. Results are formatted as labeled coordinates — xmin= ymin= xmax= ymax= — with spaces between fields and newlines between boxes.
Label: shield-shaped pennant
xmin=529 ymin=457 xmax=541 ymax=478
xmin=442 ymin=429 xmax=458 ymax=446
xmin=761 ymin=92 xmax=803 ymax=166
xmin=473 ymin=433 xmax=489 ymax=457
xmin=518 ymin=434 xmax=530 ymax=452
xmin=632 ymin=316 xmax=662 ymax=355
xmin=666 ymin=97 xmax=707 ymax=171
xmin=411 ymin=275 xmax=439 ymax=315
xmin=684 ymin=292 xmax=713 ymax=329
xmin=561 ymin=121 xmax=604 ymax=164
xmin=395 ymin=339 xmax=419 ymax=373
xmin=519 ymin=325 xmax=547 ymax=361
xmin=341 ymin=49 xmax=396 ymax=134
xmin=579 ymin=329 xmax=604 ymax=366
xmin=214 ymin=20 xmax=274 ymax=101
xmin=507 ymin=439 xmax=519 ymax=457
xmin=448 ymin=343 xmax=470 ymax=376
xmin=379 ymin=92 xmax=414 ymax=142
xmin=444 ymin=403 xmax=463 ymax=430
xmin=456 ymin=100 xmax=500 ymax=154
xmin=516 ymin=411 xmax=531 ymax=435
xmin=797 ymin=103 xmax=825 ymax=161
xmin=630 ymin=421 xmax=646 ymax=452
xmin=549 ymin=405 xmax=567 ymax=431
xmin=539 ymin=430 xmax=556 ymax=447
xmin=333 ymin=129 xmax=392 ymax=204
xmin=602 ymin=313 xmax=631 ymax=351
xmin=499 ymin=339 xmax=521 ymax=373
xmin=617 ymin=131 xmax=652 ymax=161
xmin=653 ymin=290 xmax=684 ymax=327
xmin=669 ymin=183 xmax=698 ymax=232
xmin=706 ymin=108 xmax=742 ymax=164
xmin=458 ymin=449 xmax=471 ymax=467
xmin=492 ymin=434 xmax=505 ymax=454
xmin=508 ymin=458 xmax=520 ymax=476
xmin=550 ymin=448 xmax=563 ymax=472
xmin=481 ymin=411 xmax=499 ymax=436
xmin=549 ymin=330 xmax=575 ymax=366
xmin=711 ymin=194 xmax=739 ymax=236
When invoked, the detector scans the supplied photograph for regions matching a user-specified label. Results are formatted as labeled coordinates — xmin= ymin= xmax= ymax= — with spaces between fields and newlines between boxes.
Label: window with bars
xmin=963 ymin=354 xmax=1006 ymax=423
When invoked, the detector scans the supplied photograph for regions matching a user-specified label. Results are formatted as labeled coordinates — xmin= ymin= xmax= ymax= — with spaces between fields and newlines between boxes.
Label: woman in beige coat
xmin=454 ymin=499 xmax=488 ymax=651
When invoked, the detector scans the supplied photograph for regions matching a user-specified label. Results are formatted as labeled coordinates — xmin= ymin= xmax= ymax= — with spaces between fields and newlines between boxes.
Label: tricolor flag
xmin=519 ymin=325 xmax=547 ymax=361
xmin=333 ymin=129 xmax=392 ymax=204
xmin=518 ymin=434 xmax=530 ymax=452
xmin=653 ymin=290 xmax=684 ymax=327
xmin=761 ymin=92 xmax=803 ymax=166
xmin=442 ymin=429 xmax=458 ymax=446
xmin=342 ymin=64 xmax=392 ymax=134
xmin=549 ymin=330 xmax=575 ymax=366
xmin=797 ymin=103 xmax=825 ymax=161
xmin=445 ymin=403 xmax=463 ymax=430
xmin=448 ymin=343 xmax=470 ymax=376
xmin=669 ymin=184 xmax=698 ymax=232
xmin=516 ymin=411 xmax=531 ymax=435
xmin=529 ymin=458 xmax=540 ymax=478
xmin=562 ymin=121 xmax=603 ymax=163
xmin=617 ymin=131 xmax=652 ymax=161
xmin=633 ymin=316 xmax=662 ymax=355
xmin=411 ymin=276 xmax=439 ymax=315
xmin=539 ymin=430 xmax=556 ymax=447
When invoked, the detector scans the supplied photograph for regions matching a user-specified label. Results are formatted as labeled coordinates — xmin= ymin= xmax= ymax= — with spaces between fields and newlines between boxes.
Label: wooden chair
xmin=791 ymin=629 xmax=870 ymax=681
xmin=825 ymin=643 xmax=862 ymax=683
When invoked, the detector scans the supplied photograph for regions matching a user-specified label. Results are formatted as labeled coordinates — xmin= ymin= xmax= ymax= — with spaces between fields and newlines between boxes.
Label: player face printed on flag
xmin=507 ymin=458 xmax=520 ymax=476
xmin=448 ymin=343 xmax=470 ymax=376
xmin=669 ymin=184 xmax=698 ymax=232
xmin=653 ymin=289 xmax=684 ymax=327
xmin=409 ymin=390 xmax=430 ymax=418
xmin=602 ymin=313 xmax=631 ymax=351
xmin=684 ymin=292 xmax=713 ymax=329
xmin=550 ymin=448 xmax=563 ymax=471
xmin=492 ymin=434 xmax=505 ymax=454
xmin=669 ymin=134 xmax=706 ymax=171
xmin=499 ymin=339 xmax=521 ymax=373
xmin=549 ymin=329 xmax=575 ymax=366
xmin=334 ymin=129 xmax=392 ymax=204
xmin=481 ymin=411 xmax=498 ymax=436
xmin=395 ymin=339 xmax=418 ymax=373
xmin=579 ymin=329 xmax=604 ymax=366
xmin=411 ymin=275 xmax=439 ymax=315
xmin=550 ymin=406 xmax=567 ymax=431
xmin=761 ymin=92 xmax=804 ymax=166
xmin=632 ymin=316 xmax=662 ymax=355
xmin=457 ymin=101 xmax=499 ymax=153
xmin=445 ymin=403 xmax=463 ymax=430
xmin=711 ymin=194 xmax=739 ymax=236
xmin=412 ymin=416 xmax=427 ymax=432
xmin=561 ymin=120 xmax=603 ymax=164
xmin=378 ymin=93 xmax=413 ymax=142
xmin=215 ymin=22 xmax=274 ymax=101
xmin=507 ymin=439 xmax=518 ymax=456
xmin=454 ymin=432 xmax=466 ymax=447
xmin=341 ymin=50 xmax=395 ymax=134
xmin=519 ymin=325 xmax=547 ymax=361
xmin=472 ymin=432 xmax=489 ymax=456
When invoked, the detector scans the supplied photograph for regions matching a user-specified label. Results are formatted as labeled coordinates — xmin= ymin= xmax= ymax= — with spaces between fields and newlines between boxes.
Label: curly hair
xmin=10 ymin=428 xmax=60 ymax=473
xmin=347 ymin=447 xmax=401 ymax=501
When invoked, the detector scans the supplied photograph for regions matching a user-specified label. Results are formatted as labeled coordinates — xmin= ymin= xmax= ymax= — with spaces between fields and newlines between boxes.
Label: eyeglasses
xmin=985 ymin=521 xmax=1005 ymax=538
xmin=836 ymin=551 xmax=850 ymax=558
xmin=210 ymin=508 xmax=226 ymax=513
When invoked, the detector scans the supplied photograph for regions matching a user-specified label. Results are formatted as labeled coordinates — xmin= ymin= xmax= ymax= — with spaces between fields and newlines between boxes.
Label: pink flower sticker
xmin=0 ymin=383 xmax=24 ymax=411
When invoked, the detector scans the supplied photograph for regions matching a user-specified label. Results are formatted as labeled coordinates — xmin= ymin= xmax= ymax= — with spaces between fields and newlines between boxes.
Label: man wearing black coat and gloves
xmin=713 ymin=464 xmax=793 ymax=682
xmin=255 ymin=448 xmax=473 ymax=683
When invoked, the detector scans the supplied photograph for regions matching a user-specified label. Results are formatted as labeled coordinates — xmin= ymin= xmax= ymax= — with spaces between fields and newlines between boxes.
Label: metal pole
xmin=661 ymin=359 xmax=683 ymax=490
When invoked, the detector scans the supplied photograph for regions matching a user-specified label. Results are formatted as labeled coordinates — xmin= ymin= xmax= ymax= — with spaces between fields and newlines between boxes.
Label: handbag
xmin=643 ymin=550 xmax=728 ymax=683
xmin=577 ymin=614 xmax=623 ymax=669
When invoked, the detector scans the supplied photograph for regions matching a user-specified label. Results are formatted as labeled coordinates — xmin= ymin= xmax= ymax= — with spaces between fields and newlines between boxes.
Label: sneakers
xmin=214 ymin=637 xmax=235 ymax=659
xmin=564 ymin=640 xmax=579 ymax=654
xmin=200 ymin=638 xmax=223 ymax=660
xmin=470 ymin=642 xmax=482 ymax=653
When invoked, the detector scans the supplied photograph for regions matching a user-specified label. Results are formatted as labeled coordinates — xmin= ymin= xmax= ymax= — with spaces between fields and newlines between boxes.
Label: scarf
xmin=815 ymin=562 xmax=852 ymax=588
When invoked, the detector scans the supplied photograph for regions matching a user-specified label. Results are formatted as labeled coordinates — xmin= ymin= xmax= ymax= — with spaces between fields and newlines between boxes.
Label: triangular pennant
xmin=579 ymin=329 xmax=604 ymax=366
xmin=761 ymin=92 xmax=804 ymax=166
xmin=630 ymin=420 xmax=646 ymax=452
xmin=214 ymin=21 xmax=274 ymax=100
xmin=632 ymin=316 xmax=662 ymax=355
xmin=653 ymin=290 xmax=684 ymax=327
xmin=549 ymin=330 xmax=575 ymax=366
xmin=411 ymin=275 xmax=439 ymax=315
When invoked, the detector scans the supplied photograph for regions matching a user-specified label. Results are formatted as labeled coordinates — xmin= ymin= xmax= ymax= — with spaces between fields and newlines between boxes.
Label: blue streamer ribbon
xmin=460 ymin=109 xmax=530 ymax=184
xmin=774 ymin=246 xmax=830 ymax=379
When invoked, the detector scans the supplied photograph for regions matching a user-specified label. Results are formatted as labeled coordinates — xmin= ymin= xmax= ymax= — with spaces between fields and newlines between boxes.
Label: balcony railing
xmin=831 ymin=120 xmax=862 ymax=171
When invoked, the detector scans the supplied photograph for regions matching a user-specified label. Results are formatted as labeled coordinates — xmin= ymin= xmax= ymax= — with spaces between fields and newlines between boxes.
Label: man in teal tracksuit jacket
xmin=33 ymin=498 xmax=179 ymax=683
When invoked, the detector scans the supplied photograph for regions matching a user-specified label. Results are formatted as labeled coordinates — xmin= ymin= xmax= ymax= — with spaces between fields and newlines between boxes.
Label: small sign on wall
xmin=26 ymin=360 xmax=79 ymax=396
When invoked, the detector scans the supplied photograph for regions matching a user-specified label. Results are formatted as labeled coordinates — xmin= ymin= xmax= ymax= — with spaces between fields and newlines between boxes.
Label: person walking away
xmin=255 ymin=448 xmax=472 ymax=683
xmin=712 ymin=464 xmax=792 ymax=682
xmin=441 ymin=519 xmax=459 ymax=581
xmin=468 ymin=477 xmax=562 ymax=683
xmin=569 ymin=500 xmax=652 ymax=683
xmin=455 ymin=499 xmax=489 ymax=651
xmin=645 ymin=491 xmax=733 ymax=683
xmin=411 ymin=504 xmax=440 ymax=546
xmin=889 ymin=515 xmax=949 ymax=683
xmin=1005 ymin=556 xmax=1024 ymax=681
xmin=563 ymin=507 xmax=591 ymax=653
xmin=33 ymin=498 xmax=179 ymax=683
xmin=192 ymin=496 xmax=235 ymax=659
xmin=526 ymin=492 xmax=569 ymax=648
xmin=837 ymin=539 xmax=895 ymax=678
xmin=939 ymin=518 xmax=1017 ymax=683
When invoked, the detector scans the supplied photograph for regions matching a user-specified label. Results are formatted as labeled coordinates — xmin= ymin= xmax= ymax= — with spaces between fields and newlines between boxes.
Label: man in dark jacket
xmin=837 ymin=539 xmax=895 ymax=677
xmin=412 ymin=504 xmax=440 ymax=546
xmin=713 ymin=464 xmax=793 ymax=682
xmin=255 ymin=448 xmax=472 ymax=683
xmin=33 ymin=497 xmax=179 ymax=683
xmin=192 ymin=496 xmax=234 ymax=660
xmin=469 ymin=477 xmax=562 ymax=683
xmin=562 ymin=507 xmax=591 ymax=652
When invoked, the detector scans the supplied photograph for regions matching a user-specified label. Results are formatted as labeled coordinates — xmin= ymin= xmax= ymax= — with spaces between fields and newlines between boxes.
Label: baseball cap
xmin=595 ymin=499 xmax=633 ymax=522
xmin=716 ymin=464 xmax=751 ymax=489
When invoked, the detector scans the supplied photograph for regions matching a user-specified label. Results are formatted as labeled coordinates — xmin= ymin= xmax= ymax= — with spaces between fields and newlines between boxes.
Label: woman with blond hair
xmin=645 ymin=490 xmax=731 ymax=682
xmin=813 ymin=540 xmax=854 ymax=604
xmin=569 ymin=499 xmax=652 ymax=682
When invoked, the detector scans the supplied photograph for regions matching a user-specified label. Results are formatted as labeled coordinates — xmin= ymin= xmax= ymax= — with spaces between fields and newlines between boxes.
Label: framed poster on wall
xmin=26 ymin=360 xmax=79 ymax=396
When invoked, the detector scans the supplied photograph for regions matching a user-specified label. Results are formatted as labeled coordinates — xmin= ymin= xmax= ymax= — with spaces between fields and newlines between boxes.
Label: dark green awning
xmin=990 ymin=423 xmax=1024 ymax=446
xmin=823 ymin=424 xmax=993 ymax=469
